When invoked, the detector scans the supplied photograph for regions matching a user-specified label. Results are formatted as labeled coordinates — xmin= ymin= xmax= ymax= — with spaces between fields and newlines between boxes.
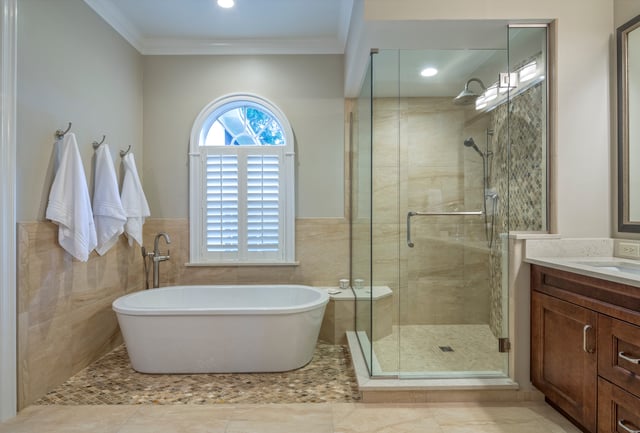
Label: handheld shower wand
xmin=463 ymin=133 xmax=497 ymax=248
xmin=463 ymin=137 xmax=484 ymax=158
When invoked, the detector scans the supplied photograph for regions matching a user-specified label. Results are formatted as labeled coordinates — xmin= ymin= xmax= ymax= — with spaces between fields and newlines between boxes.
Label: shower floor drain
xmin=439 ymin=346 xmax=454 ymax=352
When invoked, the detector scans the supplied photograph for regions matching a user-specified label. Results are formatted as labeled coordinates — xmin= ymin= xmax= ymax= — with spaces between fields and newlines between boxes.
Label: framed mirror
xmin=618 ymin=14 xmax=640 ymax=232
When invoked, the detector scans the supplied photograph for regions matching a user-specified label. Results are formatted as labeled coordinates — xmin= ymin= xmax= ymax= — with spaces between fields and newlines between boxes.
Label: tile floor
xmin=1 ymin=338 xmax=584 ymax=432
xmin=35 ymin=343 xmax=359 ymax=405
xmin=373 ymin=325 xmax=506 ymax=374
xmin=0 ymin=401 xmax=582 ymax=433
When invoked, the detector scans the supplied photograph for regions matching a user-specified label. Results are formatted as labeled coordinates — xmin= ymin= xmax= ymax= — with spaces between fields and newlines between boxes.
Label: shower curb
xmin=345 ymin=332 xmax=545 ymax=403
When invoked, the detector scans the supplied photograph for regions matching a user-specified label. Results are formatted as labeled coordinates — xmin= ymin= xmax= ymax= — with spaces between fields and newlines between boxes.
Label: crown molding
xmin=140 ymin=37 xmax=345 ymax=56
xmin=83 ymin=0 xmax=351 ymax=55
xmin=337 ymin=0 xmax=354 ymax=51
xmin=83 ymin=0 xmax=144 ymax=52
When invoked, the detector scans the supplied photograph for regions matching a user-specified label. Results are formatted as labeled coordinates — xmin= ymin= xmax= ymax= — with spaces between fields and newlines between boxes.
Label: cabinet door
xmin=531 ymin=291 xmax=598 ymax=432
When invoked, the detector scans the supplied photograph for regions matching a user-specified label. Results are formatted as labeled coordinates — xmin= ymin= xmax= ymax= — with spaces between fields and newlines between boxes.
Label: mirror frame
xmin=618 ymin=14 xmax=640 ymax=232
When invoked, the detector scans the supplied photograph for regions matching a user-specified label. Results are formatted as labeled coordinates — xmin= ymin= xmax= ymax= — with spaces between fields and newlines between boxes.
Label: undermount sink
xmin=575 ymin=260 xmax=640 ymax=276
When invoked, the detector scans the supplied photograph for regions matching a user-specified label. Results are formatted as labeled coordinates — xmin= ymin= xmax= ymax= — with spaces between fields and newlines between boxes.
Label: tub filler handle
xmin=406 ymin=210 xmax=483 ymax=247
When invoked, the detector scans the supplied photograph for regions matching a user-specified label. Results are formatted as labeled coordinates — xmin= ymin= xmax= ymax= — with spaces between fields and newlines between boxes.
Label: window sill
xmin=185 ymin=261 xmax=300 ymax=267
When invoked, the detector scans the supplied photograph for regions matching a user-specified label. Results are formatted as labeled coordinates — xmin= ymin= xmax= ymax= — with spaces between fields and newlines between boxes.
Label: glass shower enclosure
xmin=351 ymin=25 xmax=548 ymax=379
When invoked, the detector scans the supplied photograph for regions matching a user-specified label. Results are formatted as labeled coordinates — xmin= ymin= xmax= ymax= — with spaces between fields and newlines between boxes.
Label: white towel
xmin=120 ymin=152 xmax=150 ymax=246
xmin=45 ymin=133 xmax=97 ymax=261
xmin=93 ymin=144 xmax=126 ymax=255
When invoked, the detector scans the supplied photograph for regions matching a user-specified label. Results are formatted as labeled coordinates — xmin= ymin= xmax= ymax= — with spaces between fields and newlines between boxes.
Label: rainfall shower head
xmin=453 ymin=78 xmax=486 ymax=105
xmin=463 ymin=137 xmax=484 ymax=157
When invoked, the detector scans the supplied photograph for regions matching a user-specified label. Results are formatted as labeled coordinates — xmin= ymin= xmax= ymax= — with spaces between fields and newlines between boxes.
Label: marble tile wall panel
xmin=17 ymin=222 xmax=144 ymax=409
xmin=319 ymin=301 xmax=338 ymax=343
xmin=406 ymin=100 xmax=465 ymax=169
xmin=143 ymin=218 xmax=350 ymax=287
xmin=366 ymin=97 xmax=495 ymax=328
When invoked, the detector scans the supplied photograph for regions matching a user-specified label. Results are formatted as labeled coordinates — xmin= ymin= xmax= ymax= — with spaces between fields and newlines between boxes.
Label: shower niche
xmin=351 ymin=25 xmax=548 ymax=380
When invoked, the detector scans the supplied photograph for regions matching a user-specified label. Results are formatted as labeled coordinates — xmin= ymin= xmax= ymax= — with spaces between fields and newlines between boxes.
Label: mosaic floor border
xmin=36 ymin=342 xmax=360 ymax=405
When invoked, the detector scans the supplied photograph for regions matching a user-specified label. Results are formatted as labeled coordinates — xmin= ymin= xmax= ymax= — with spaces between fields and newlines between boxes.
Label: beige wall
xmin=16 ymin=0 xmax=144 ymax=408
xmin=142 ymin=55 xmax=345 ymax=219
xmin=359 ymin=0 xmax=614 ymax=238
xmin=17 ymin=0 xmax=143 ymax=221
xmin=614 ymin=0 xmax=640 ymax=27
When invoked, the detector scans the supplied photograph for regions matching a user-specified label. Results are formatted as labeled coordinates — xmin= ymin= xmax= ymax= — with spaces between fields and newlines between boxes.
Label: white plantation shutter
xmin=247 ymin=154 xmax=280 ymax=253
xmin=201 ymin=148 xmax=285 ymax=262
xmin=205 ymin=155 xmax=238 ymax=253
xmin=190 ymin=94 xmax=294 ymax=265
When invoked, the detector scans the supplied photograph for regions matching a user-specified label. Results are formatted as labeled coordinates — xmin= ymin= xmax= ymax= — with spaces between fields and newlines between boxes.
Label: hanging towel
xmin=93 ymin=143 xmax=127 ymax=255
xmin=120 ymin=152 xmax=150 ymax=247
xmin=45 ymin=133 xmax=97 ymax=261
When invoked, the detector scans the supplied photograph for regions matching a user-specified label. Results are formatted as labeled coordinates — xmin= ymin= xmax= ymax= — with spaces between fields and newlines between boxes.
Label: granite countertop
xmin=521 ymin=237 xmax=640 ymax=288
xmin=525 ymin=255 xmax=640 ymax=288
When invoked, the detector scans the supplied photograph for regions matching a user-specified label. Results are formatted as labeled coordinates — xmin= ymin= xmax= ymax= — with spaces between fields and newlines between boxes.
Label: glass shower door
xmin=396 ymin=47 xmax=511 ymax=378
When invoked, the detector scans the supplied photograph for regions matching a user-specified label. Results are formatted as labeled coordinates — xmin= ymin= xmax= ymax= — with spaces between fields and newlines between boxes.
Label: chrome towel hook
xmin=120 ymin=145 xmax=132 ymax=157
xmin=54 ymin=122 xmax=72 ymax=140
xmin=92 ymin=135 xmax=106 ymax=149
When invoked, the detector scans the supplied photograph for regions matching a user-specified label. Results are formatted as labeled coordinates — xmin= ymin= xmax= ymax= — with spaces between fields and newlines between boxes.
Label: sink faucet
xmin=151 ymin=232 xmax=171 ymax=288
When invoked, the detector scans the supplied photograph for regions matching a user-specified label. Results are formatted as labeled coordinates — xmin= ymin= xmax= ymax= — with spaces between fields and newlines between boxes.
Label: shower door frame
xmin=0 ymin=0 xmax=18 ymax=421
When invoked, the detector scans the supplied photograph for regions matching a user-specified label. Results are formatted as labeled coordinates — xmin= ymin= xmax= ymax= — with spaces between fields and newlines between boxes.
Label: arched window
xmin=189 ymin=94 xmax=295 ymax=264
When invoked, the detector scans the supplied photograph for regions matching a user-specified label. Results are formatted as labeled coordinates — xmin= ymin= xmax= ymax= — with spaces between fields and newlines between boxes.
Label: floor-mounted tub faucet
xmin=142 ymin=232 xmax=171 ymax=288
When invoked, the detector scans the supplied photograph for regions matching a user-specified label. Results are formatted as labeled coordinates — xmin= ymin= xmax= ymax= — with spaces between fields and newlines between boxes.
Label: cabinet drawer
xmin=598 ymin=315 xmax=640 ymax=398
xmin=598 ymin=378 xmax=640 ymax=433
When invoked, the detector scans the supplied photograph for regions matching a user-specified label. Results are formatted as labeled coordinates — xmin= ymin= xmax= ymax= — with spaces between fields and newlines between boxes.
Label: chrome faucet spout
xmin=154 ymin=232 xmax=171 ymax=254
xmin=150 ymin=232 xmax=171 ymax=288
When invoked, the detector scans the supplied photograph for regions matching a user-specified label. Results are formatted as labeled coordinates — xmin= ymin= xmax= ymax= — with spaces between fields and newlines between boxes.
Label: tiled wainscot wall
xmin=17 ymin=217 xmax=349 ymax=408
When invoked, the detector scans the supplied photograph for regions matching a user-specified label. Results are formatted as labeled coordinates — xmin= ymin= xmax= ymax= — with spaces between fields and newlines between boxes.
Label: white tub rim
xmin=112 ymin=284 xmax=329 ymax=316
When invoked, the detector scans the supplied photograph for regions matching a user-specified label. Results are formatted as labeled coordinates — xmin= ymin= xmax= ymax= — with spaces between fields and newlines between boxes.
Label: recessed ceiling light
xmin=420 ymin=67 xmax=438 ymax=77
xmin=217 ymin=0 xmax=235 ymax=8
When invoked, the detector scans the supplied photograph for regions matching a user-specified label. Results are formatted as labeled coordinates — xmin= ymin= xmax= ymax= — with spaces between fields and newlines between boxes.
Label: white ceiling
xmin=82 ymin=1 xmax=537 ymax=98
xmin=83 ymin=0 xmax=354 ymax=55
xmin=373 ymin=49 xmax=506 ymax=98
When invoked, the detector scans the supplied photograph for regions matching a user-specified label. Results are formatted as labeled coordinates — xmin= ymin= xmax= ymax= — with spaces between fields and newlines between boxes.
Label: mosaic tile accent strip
xmin=488 ymin=83 xmax=544 ymax=337
xmin=35 ymin=342 xmax=360 ymax=405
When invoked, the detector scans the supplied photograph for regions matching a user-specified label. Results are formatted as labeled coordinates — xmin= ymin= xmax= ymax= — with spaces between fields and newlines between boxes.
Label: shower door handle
xmin=406 ymin=210 xmax=483 ymax=247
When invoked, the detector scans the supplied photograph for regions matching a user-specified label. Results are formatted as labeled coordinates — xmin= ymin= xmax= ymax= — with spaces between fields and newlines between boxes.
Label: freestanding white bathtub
xmin=112 ymin=285 xmax=329 ymax=374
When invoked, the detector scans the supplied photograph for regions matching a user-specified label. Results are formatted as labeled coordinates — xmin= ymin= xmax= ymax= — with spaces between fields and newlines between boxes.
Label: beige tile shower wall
xmin=370 ymin=97 xmax=491 ymax=326
xmin=406 ymin=99 xmax=489 ymax=325
xmin=17 ymin=222 xmax=144 ymax=409
xmin=142 ymin=218 xmax=349 ymax=287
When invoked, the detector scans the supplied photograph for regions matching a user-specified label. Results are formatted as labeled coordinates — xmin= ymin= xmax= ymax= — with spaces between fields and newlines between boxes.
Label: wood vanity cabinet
xmin=531 ymin=290 xmax=597 ymax=431
xmin=530 ymin=265 xmax=640 ymax=433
